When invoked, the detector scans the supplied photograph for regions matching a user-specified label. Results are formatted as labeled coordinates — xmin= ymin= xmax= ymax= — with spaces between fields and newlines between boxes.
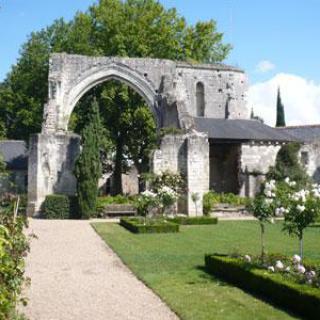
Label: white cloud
xmin=255 ymin=60 xmax=275 ymax=73
xmin=248 ymin=73 xmax=320 ymax=126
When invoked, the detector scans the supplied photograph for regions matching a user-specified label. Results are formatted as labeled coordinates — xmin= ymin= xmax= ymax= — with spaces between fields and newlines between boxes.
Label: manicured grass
xmin=92 ymin=220 xmax=320 ymax=320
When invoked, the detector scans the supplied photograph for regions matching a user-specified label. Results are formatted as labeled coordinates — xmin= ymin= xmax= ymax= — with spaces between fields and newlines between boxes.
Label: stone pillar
xmin=152 ymin=132 xmax=209 ymax=216
xmin=27 ymin=133 xmax=80 ymax=216
xmin=186 ymin=132 xmax=209 ymax=216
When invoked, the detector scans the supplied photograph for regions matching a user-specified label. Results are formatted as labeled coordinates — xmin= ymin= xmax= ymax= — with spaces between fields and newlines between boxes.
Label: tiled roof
xmin=277 ymin=125 xmax=320 ymax=143
xmin=194 ymin=118 xmax=297 ymax=142
xmin=0 ymin=140 xmax=28 ymax=170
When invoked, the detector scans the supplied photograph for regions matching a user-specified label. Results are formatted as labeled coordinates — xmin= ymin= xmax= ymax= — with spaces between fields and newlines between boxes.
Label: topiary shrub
xmin=42 ymin=194 xmax=77 ymax=219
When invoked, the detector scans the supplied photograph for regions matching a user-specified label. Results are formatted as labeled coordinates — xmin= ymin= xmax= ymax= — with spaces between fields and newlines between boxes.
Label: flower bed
xmin=205 ymin=254 xmax=320 ymax=319
xmin=168 ymin=216 xmax=218 ymax=225
xmin=120 ymin=217 xmax=179 ymax=234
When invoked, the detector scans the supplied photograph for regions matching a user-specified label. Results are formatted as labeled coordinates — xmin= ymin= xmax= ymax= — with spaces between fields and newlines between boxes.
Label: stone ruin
xmin=27 ymin=53 xmax=294 ymax=216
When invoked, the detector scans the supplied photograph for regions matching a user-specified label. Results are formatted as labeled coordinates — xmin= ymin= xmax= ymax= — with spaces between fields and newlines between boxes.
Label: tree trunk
xmin=113 ymin=137 xmax=123 ymax=195
xmin=260 ymin=222 xmax=265 ymax=259
xmin=299 ymin=232 xmax=304 ymax=260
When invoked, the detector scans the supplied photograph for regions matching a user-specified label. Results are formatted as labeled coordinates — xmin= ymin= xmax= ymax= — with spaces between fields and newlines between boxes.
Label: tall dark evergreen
xmin=74 ymin=99 xmax=102 ymax=219
xmin=276 ymin=87 xmax=286 ymax=127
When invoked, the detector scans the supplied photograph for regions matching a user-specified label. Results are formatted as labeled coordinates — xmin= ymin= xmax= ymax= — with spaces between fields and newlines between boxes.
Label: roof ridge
xmin=277 ymin=124 xmax=320 ymax=129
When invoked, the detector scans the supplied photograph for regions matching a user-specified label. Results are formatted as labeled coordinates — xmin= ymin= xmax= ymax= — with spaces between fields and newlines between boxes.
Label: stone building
xmin=0 ymin=141 xmax=28 ymax=194
xmin=27 ymin=53 xmax=296 ymax=216
xmin=278 ymin=125 xmax=320 ymax=182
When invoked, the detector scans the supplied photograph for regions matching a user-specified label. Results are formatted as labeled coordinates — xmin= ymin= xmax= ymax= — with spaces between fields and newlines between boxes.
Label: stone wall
xmin=176 ymin=63 xmax=248 ymax=120
xmin=239 ymin=143 xmax=281 ymax=197
xmin=28 ymin=53 xmax=248 ymax=216
xmin=44 ymin=54 xmax=248 ymax=133
xmin=299 ymin=142 xmax=320 ymax=183
xmin=27 ymin=133 xmax=80 ymax=215
xmin=153 ymin=132 xmax=209 ymax=216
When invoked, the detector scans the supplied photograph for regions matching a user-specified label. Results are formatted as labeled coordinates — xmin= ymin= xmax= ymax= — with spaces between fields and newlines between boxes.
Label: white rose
xmin=284 ymin=177 xmax=290 ymax=184
xmin=244 ymin=255 xmax=251 ymax=263
xmin=268 ymin=266 xmax=275 ymax=272
xmin=292 ymin=254 xmax=301 ymax=264
xmin=265 ymin=190 xmax=272 ymax=197
xmin=275 ymin=260 xmax=284 ymax=270
xmin=265 ymin=198 xmax=273 ymax=205
xmin=285 ymin=266 xmax=291 ymax=272
xmin=297 ymin=205 xmax=305 ymax=212
xmin=296 ymin=264 xmax=306 ymax=274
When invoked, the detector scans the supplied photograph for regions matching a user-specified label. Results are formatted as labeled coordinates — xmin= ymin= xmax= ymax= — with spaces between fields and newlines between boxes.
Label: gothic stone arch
xmin=28 ymin=53 xmax=248 ymax=216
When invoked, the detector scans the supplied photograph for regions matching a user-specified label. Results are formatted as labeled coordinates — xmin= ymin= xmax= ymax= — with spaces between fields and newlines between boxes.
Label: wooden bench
xmin=101 ymin=204 xmax=137 ymax=217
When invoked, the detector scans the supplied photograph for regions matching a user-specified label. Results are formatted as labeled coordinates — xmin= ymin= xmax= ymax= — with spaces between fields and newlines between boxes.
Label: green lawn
xmin=92 ymin=220 xmax=320 ymax=320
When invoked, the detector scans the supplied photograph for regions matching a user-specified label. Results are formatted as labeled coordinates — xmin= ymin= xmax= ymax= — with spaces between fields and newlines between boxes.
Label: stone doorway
xmin=209 ymin=142 xmax=241 ymax=194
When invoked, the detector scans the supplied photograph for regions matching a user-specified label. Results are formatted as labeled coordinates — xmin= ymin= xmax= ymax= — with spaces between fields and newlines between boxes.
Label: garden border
xmin=168 ymin=216 xmax=218 ymax=225
xmin=205 ymin=254 xmax=320 ymax=320
xmin=120 ymin=217 xmax=179 ymax=234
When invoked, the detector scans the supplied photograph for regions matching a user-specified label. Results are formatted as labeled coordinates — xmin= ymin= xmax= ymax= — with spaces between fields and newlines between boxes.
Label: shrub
xmin=120 ymin=217 xmax=179 ymax=234
xmin=267 ymin=142 xmax=310 ymax=188
xmin=205 ymin=254 xmax=320 ymax=319
xmin=203 ymin=191 xmax=249 ymax=215
xmin=96 ymin=195 xmax=134 ymax=214
xmin=0 ymin=194 xmax=29 ymax=319
xmin=74 ymin=98 xmax=102 ymax=219
xmin=168 ymin=216 xmax=218 ymax=225
xmin=42 ymin=194 xmax=79 ymax=219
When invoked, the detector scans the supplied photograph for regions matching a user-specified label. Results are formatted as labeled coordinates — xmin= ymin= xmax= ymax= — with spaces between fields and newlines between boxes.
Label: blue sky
xmin=1 ymin=0 xmax=320 ymax=125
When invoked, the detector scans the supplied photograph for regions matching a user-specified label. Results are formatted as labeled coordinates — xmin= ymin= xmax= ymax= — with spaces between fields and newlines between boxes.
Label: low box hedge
xmin=169 ymin=216 xmax=218 ymax=225
xmin=120 ymin=217 xmax=179 ymax=234
xmin=205 ymin=254 xmax=320 ymax=319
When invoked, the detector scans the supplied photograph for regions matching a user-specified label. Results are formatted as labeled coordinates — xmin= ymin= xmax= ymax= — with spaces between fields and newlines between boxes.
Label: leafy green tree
xmin=74 ymin=99 xmax=102 ymax=219
xmin=0 ymin=0 xmax=231 ymax=193
xmin=0 ymin=19 xmax=71 ymax=139
xmin=276 ymin=87 xmax=286 ymax=127
xmin=267 ymin=143 xmax=310 ymax=187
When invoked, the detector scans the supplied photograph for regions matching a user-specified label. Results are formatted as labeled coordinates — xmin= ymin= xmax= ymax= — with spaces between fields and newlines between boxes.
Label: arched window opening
xmin=196 ymin=82 xmax=205 ymax=117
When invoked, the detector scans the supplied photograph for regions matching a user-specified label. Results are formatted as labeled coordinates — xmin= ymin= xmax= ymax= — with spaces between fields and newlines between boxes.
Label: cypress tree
xmin=276 ymin=87 xmax=286 ymax=127
xmin=74 ymin=98 xmax=102 ymax=219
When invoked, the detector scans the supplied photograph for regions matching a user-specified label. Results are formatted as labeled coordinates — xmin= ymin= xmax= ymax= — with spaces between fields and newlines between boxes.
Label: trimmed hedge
xmin=42 ymin=194 xmax=80 ymax=219
xmin=169 ymin=216 xmax=218 ymax=225
xmin=120 ymin=217 xmax=179 ymax=234
xmin=205 ymin=254 xmax=320 ymax=319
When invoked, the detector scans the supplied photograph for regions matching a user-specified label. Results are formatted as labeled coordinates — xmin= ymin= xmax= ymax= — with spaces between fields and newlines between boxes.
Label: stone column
xmin=186 ymin=132 xmax=209 ymax=216
xmin=152 ymin=131 xmax=209 ymax=216
xmin=27 ymin=133 xmax=80 ymax=216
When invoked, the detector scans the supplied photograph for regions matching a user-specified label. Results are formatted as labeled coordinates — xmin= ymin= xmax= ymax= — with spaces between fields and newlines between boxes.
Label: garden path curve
xmin=20 ymin=219 xmax=178 ymax=320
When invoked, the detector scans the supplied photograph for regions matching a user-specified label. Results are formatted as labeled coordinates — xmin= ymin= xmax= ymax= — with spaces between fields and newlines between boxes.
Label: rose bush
xmin=0 ymin=194 xmax=30 ymax=319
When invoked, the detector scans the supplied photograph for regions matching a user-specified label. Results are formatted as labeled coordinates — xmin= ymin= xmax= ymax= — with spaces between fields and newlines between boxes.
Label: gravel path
xmin=20 ymin=219 xmax=178 ymax=320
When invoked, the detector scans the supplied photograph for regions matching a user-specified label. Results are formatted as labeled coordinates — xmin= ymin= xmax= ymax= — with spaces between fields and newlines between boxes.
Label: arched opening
xmin=196 ymin=82 xmax=205 ymax=117
xmin=69 ymin=77 xmax=158 ymax=197
xmin=57 ymin=64 xmax=160 ymax=132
